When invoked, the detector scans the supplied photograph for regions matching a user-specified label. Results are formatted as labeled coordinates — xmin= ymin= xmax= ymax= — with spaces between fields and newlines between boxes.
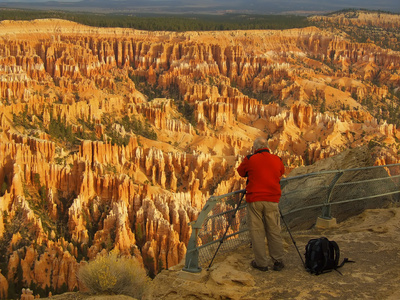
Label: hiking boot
xmin=251 ymin=260 xmax=268 ymax=272
xmin=273 ymin=261 xmax=284 ymax=271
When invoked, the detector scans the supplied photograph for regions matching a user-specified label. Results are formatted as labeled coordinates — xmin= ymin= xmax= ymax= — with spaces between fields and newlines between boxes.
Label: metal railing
xmin=183 ymin=163 xmax=400 ymax=273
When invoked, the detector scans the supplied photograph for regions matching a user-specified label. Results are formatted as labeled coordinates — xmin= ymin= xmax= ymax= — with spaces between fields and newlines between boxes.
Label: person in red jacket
xmin=237 ymin=137 xmax=285 ymax=271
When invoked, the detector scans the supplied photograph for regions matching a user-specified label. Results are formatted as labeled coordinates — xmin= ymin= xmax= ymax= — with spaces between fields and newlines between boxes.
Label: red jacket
xmin=237 ymin=148 xmax=285 ymax=203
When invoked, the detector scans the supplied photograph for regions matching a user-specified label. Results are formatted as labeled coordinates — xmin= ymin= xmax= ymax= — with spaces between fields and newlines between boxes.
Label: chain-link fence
xmin=196 ymin=190 xmax=248 ymax=269
xmin=183 ymin=163 xmax=400 ymax=273
xmin=280 ymin=164 xmax=400 ymax=229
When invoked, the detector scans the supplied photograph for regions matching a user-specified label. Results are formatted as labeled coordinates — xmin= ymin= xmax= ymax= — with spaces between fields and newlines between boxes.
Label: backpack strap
xmin=337 ymin=257 xmax=356 ymax=268
xmin=309 ymin=239 xmax=321 ymax=273
xmin=330 ymin=240 xmax=355 ymax=275
xmin=246 ymin=148 xmax=270 ymax=160
xmin=329 ymin=240 xmax=341 ymax=268
xmin=319 ymin=238 xmax=331 ymax=275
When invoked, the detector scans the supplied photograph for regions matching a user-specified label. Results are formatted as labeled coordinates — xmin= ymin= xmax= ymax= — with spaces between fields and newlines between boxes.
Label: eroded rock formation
xmin=0 ymin=15 xmax=399 ymax=298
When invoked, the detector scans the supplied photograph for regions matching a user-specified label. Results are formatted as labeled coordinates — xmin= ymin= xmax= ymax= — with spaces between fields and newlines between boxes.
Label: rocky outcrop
xmin=309 ymin=10 xmax=400 ymax=52
xmin=309 ymin=11 xmax=400 ymax=29
xmin=0 ymin=272 xmax=7 ymax=299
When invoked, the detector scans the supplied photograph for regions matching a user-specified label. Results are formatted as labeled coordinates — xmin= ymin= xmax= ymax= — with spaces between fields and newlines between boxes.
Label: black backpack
xmin=305 ymin=237 xmax=353 ymax=275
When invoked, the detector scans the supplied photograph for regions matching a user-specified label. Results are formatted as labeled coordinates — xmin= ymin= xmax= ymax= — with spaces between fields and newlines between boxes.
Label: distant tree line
xmin=0 ymin=8 xmax=310 ymax=31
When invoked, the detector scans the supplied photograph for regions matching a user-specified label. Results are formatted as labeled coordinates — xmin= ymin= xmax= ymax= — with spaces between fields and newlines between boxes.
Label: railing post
xmin=183 ymin=189 xmax=246 ymax=273
xmin=321 ymin=204 xmax=332 ymax=219
xmin=322 ymin=171 xmax=343 ymax=218
xmin=183 ymin=228 xmax=202 ymax=273
xmin=316 ymin=171 xmax=343 ymax=228
xmin=183 ymin=196 xmax=218 ymax=273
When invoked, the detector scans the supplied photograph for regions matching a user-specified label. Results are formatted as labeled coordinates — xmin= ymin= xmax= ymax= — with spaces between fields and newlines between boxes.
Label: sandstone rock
xmin=0 ymin=271 xmax=8 ymax=299
xmin=0 ymin=17 xmax=399 ymax=297
xmin=20 ymin=288 xmax=34 ymax=300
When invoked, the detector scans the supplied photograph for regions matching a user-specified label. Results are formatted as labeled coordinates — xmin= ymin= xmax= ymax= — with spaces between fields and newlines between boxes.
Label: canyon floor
xmin=43 ymin=204 xmax=400 ymax=300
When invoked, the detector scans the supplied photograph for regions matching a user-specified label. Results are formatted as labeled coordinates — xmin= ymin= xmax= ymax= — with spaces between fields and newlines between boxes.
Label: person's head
xmin=252 ymin=137 xmax=269 ymax=153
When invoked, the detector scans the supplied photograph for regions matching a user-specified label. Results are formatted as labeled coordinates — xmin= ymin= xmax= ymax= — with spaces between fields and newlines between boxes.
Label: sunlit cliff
xmin=0 ymin=12 xmax=399 ymax=298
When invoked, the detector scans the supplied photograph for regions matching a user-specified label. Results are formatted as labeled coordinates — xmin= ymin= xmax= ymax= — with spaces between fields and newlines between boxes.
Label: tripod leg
xmin=207 ymin=192 xmax=246 ymax=269
xmin=279 ymin=209 xmax=305 ymax=267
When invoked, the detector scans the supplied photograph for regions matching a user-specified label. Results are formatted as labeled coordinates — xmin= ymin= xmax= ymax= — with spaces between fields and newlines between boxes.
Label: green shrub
xmin=78 ymin=251 xmax=149 ymax=299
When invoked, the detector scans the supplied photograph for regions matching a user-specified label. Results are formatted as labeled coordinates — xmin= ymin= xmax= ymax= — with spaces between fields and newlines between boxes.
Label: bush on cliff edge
xmin=78 ymin=251 xmax=149 ymax=299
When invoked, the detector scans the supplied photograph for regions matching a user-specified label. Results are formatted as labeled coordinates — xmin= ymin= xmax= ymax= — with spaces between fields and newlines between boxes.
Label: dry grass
xmin=78 ymin=251 xmax=149 ymax=299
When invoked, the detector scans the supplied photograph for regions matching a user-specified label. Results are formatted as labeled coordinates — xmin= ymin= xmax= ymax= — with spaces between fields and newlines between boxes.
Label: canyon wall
xmin=0 ymin=17 xmax=399 ymax=298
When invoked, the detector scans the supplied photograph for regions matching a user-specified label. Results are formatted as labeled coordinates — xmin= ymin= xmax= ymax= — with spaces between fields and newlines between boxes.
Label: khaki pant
xmin=247 ymin=201 xmax=284 ymax=267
